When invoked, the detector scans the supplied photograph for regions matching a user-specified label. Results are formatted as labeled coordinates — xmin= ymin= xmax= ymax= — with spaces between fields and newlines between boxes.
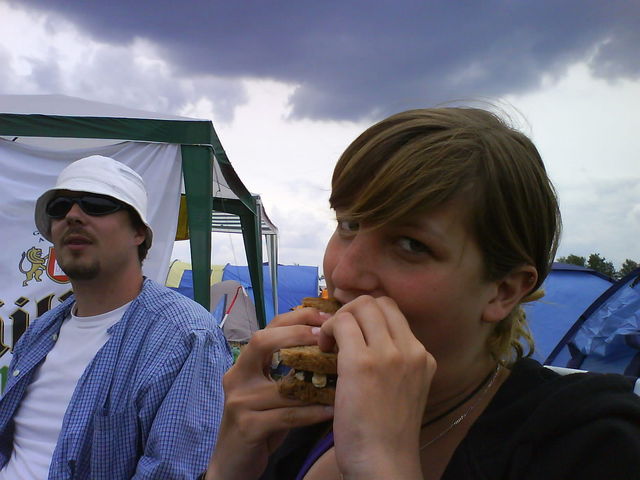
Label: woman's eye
xmin=397 ymin=237 xmax=430 ymax=255
xmin=337 ymin=220 xmax=359 ymax=233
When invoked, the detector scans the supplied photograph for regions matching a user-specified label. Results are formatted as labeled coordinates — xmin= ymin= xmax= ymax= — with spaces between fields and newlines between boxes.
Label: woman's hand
xmin=206 ymin=308 xmax=335 ymax=480
xmin=318 ymin=295 xmax=437 ymax=479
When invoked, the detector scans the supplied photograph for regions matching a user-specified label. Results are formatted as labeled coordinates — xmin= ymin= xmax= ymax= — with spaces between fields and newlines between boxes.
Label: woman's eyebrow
xmin=392 ymin=217 xmax=449 ymax=240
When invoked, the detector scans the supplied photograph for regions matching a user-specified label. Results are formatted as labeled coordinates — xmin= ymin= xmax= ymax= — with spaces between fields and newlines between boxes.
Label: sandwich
xmin=277 ymin=345 xmax=338 ymax=405
xmin=291 ymin=296 xmax=341 ymax=314
xmin=276 ymin=297 xmax=341 ymax=405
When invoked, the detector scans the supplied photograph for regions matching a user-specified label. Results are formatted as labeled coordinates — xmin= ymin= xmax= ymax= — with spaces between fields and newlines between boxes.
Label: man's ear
xmin=482 ymin=265 xmax=538 ymax=324
xmin=133 ymin=225 xmax=146 ymax=247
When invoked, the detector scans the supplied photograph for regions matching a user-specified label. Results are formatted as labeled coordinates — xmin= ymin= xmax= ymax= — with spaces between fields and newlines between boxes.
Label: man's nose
xmin=64 ymin=202 xmax=87 ymax=222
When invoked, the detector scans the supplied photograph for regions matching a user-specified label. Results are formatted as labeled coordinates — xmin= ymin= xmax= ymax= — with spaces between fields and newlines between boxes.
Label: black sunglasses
xmin=46 ymin=194 xmax=125 ymax=219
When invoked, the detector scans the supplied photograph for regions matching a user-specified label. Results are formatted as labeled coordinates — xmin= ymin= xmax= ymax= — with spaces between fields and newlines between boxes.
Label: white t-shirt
xmin=0 ymin=302 xmax=129 ymax=480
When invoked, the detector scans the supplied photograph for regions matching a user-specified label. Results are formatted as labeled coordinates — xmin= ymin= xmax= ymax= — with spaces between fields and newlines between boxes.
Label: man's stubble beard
xmin=58 ymin=258 xmax=101 ymax=281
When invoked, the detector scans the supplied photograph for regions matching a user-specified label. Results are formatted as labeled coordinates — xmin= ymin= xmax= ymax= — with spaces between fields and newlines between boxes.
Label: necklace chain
xmin=420 ymin=365 xmax=500 ymax=451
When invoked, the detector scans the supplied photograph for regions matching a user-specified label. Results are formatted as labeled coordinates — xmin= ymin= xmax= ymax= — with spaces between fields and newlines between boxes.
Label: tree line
xmin=556 ymin=253 xmax=639 ymax=280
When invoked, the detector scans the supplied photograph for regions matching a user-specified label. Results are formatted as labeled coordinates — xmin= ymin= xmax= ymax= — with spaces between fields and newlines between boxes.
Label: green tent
xmin=0 ymin=94 xmax=269 ymax=327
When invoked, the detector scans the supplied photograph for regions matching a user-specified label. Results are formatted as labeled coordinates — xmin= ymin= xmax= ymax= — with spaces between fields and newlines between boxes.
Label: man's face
xmin=48 ymin=191 xmax=145 ymax=281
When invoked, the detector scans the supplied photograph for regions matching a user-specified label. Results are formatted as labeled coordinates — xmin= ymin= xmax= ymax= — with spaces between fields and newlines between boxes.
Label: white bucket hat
xmin=34 ymin=155 xmax=153 ymax=249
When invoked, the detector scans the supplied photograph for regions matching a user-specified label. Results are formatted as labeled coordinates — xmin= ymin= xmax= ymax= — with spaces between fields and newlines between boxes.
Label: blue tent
xmin=168 ymin=263 xmax=319 ymax=325
xmin=223 ymin=264 xmax=319 ymax=323
xmin=171 ymin=268 xmax=196 ymax=299
xmin=524 ymin=263 xmax=613 ymax=361
xmin=545 ymin=267 xmax=640 ymax=376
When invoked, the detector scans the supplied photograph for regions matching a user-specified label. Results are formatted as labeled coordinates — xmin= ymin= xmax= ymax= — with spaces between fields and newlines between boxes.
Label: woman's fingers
xmin=316 ymin=294 xmax=436 ymax=407
xmin=266 ymin=306 xmax=328 ymax=329
xmin=315 ymin=295 xmax=435 ymax=417
xmin=371 ymin=296 xmax=415 ymax=341
xmin=338 ymin=296 xmax=393 ymax=346
xmin=236 ymin=308 xmax=330 ymax=374
xmin=211 ymin=387 xmax=332 ymax=480
xmin=318 ymin=295 xmax=414 ymax=351
xmin=227 ymin=401 xmax=334 ymax=442
xmin=315 ymin=297 xmax=437 ymax=478
xmin=208 ymin=307 xmax=337 ymax=480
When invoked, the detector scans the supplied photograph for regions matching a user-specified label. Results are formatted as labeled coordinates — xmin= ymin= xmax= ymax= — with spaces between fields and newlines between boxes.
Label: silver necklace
xmin=420 ymin=365 xmax=500 ymax=451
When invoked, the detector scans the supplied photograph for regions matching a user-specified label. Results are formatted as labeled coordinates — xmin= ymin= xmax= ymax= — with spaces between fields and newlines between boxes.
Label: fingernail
xmin=311 ymin=327 xmax=321 ymax=335
xmin=318 ymin=312 xmax=331 ymax=320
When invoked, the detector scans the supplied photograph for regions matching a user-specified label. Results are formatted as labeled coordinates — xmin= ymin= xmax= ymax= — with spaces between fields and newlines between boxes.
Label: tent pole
xmin=239 ymin=209 xmax=267 ymax=328
xmin=269 ymin=235 xmax=279 ymax=315
xmin=181 ymin=145 xmax=213 ymax=311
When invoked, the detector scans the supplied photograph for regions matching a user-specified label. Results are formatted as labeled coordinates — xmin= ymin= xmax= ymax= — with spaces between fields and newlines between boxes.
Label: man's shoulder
xmin=32 ymin=297 xmax=74 ymax=331
xmin=131 ymin=279 xmax=216 ymax=332
xmin=12 ymin=298 xmax=74 ymax=354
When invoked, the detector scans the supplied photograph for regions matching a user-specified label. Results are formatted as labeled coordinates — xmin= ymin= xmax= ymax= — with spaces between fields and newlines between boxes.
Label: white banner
xmin=0 ymin=139 xmax=182 ymax=392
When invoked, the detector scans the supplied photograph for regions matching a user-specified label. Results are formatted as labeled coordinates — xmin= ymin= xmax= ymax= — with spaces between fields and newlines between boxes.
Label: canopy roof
xmin=212 ymin=205 xmax=278 ymax=235
xmin=0 ymin=94 xmax=273 ymax=327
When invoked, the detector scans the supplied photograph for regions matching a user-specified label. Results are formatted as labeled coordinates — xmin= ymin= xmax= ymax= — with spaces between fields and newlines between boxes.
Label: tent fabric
xmin=210 ymin=195 xmax=277 ymax=323
xmin=165 ymin=261 xmax=225 ymax=290
xmin=222 ymin=264 xmax=319 ymax=324
xmin=524 ymin=263 xmax=614 ymax=361
xmin=0 ymin=94 xmax=269 ymax=327
xmin=545 ymin=267 xmax=640 ymax=376
xmin=0 ymin=137 xmax=182 ymax=283
xmin=210 ymin=280 xmax=258 ymax=343
xmin=0 ymin=136 xmax=183 ymax=392
xmin=166 ymin=263 xmax=318 ymax=325
xmin=209 ymin=196 xmax=279 ymax=314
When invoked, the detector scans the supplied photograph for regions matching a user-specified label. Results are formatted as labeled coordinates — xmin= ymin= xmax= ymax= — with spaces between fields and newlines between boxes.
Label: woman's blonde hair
xmin=329 ymin=108 xmax=561 ymax=364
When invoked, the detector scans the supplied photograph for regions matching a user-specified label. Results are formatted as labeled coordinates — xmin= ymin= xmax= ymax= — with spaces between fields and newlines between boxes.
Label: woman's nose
xmin=328 ymin=233 xmax=380 ymax=296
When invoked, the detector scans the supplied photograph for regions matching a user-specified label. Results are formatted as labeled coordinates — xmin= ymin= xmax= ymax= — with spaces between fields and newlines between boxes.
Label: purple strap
xmin=295 ymin=431 xmax=335 ymax=480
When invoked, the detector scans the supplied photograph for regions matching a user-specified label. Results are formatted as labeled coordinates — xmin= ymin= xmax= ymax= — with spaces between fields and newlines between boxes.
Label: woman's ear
xmin=482 ymin=265 xmax=538 ymax=323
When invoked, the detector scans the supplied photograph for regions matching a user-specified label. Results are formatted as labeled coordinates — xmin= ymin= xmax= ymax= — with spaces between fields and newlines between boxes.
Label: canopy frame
xmin=0 ymin=98 xmax=269 ymax=327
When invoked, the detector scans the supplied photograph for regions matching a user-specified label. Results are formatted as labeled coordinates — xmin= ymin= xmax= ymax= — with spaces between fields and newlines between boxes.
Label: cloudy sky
xmin=1 ymin=0 xmax=639 ymax=273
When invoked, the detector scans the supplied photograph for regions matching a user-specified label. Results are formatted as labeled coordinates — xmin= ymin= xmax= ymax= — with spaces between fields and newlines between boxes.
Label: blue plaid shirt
xmin=0 ymin=278 xmax=233 ymax=479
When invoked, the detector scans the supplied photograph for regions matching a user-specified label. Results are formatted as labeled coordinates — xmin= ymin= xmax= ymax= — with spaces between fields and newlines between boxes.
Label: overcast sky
xmin=1 ymin=0 xmax=639 ymax=273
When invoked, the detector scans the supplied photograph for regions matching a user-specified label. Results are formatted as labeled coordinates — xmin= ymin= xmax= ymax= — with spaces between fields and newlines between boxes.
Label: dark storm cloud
xmin=12 ymin=0 xmax=639 ymax=121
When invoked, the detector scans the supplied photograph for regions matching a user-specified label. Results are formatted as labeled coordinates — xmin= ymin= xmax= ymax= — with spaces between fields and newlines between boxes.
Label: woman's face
xmin=323 ymin=196 xmax=500 ymax=368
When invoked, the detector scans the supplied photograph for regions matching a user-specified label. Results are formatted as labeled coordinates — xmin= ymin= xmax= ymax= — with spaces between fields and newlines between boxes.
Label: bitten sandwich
xmin=291 ymin=296 xmax=341 ymax=314
xmin=277 ymin=345 xmax=338 ymax=405
xmin=276 ymin=297 xmax=341 ymax=405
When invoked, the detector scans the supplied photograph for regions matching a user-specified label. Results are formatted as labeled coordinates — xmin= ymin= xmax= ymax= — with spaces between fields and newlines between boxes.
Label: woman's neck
xmin=418 ymin=363 xmax=511 ymax=480
xmin=421 ymin=357 xmax=499 ymax=425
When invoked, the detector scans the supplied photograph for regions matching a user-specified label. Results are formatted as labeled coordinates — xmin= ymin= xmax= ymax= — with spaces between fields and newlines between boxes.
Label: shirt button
xmin=52 ymin=333 xmax=58 ymax=341
xmin=12 ymin=369 xmax=19 ymax=377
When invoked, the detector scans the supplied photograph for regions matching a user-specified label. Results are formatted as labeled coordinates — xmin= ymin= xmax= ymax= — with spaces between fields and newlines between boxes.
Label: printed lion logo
xmin=18 ymin=247 xmax=48 ymax=287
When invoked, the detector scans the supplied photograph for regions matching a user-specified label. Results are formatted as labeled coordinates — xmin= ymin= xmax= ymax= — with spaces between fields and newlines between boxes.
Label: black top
xmin=259 ymin=358 xmax=640 ymax=479
xmin=443 ymin=358 xmax=640 ymax=479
